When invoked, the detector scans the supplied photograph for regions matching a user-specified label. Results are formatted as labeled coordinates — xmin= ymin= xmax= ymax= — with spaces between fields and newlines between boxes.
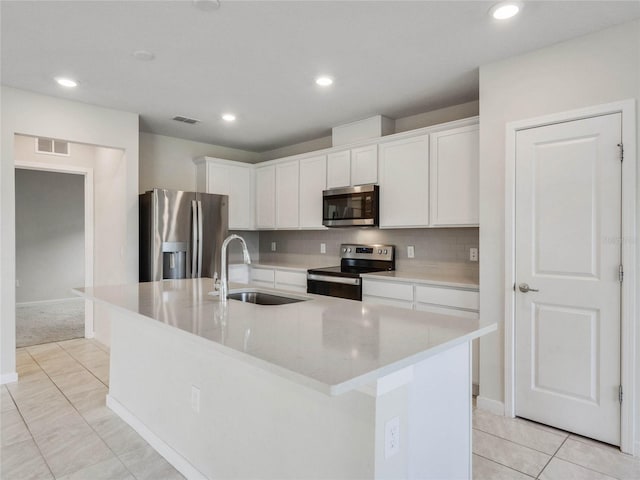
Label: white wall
xmin=15 ymin=168 xmax=84 ymax=303
xmin=478 ymin=20 xmax=639 ymax=444
xmin=139 ymin=132 xmax=259 ymax=193
xmin=1 ymin=86 xmax=139 ymax=380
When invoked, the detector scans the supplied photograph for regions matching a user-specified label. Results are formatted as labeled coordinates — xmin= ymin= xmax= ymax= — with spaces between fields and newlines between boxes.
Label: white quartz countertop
xmin=361 ymin=269 xmax=479 ymax=289
xmin=75 ymin=278 xmax=494 ymax=395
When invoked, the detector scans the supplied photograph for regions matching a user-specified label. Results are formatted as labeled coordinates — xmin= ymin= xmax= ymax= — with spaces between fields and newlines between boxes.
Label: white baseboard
xmin=1 ymin=372 xmax=18 ymax=385
xmin=16 ymin=297 xmax=82 ymax=307
xmin=635 ymin=440 xmax=640 ymax=458
xmin=106 ymin=395 xmax=207 ymax=480
xmin=476 ymin=396 xmax=505 ymax=416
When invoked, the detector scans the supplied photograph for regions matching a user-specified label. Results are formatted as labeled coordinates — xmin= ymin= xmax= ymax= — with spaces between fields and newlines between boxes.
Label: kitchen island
xmin=75 ymin=278 xmax=495 ymax=480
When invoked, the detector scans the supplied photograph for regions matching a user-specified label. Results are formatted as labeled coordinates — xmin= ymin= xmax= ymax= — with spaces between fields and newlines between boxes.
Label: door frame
xmin=504 ymin=99 xmax=637 ymax=455
xmin=14 ymin=160 xmax=95 ymax=339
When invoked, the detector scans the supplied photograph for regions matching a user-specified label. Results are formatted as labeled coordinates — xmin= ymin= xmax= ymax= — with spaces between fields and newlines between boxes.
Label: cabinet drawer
xmin=414 ymin=285 xmax=478 ymax=310
xmin=362 ymin=280 xmax=413 ymax=301
xmin=274 ymin=270 xmax=307 ymax=287
xmin=251 ymin=268 xmax=275 ymax=283
xmin=363 ymin=295 xmax=413 ymax=310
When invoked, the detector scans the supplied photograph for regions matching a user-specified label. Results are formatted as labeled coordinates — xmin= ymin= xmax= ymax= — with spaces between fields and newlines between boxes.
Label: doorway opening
xmin=15 ymin=168 xmax=86 ymax=346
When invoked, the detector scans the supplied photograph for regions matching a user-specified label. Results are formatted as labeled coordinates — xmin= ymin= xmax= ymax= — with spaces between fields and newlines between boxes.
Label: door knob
xmin=518 ymin=283 xmax=539 ymax=293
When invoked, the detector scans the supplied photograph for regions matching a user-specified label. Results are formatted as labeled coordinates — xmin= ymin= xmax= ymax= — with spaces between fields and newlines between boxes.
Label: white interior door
xmin=514 ymin=113 xmax=621 ymax=445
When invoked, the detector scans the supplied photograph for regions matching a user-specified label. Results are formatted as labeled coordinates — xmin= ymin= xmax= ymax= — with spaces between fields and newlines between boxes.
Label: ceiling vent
xmin=35 ymin=137 xmax=70 ymax=156
xmin=172 ymin=115 xmax=200 ymax=125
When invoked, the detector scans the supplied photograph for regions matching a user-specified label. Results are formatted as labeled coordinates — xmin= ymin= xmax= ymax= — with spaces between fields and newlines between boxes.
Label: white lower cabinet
xmin=250 ymin=266 xmax=307 ymax=293
xmin=362 ymin=277 xmax=480 ymax=387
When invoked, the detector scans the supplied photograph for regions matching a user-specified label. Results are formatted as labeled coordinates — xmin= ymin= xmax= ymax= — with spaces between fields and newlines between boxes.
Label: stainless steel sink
xmin=227 ymin=290 xmax=308 ymax=305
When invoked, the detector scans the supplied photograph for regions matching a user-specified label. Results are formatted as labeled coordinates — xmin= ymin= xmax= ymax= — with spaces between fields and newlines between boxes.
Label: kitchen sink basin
xmin=227 ymin=290 xmax=309 ymax=305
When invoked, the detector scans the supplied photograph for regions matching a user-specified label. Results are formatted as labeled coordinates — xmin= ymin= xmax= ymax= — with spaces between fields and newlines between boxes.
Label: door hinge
xmin=617 ymin=143 xmax=624 ymax=162
xmin=619 ymin=264 xmax=624 ymax=283
xmin=619 ymin=385 xmax=623 ymax=404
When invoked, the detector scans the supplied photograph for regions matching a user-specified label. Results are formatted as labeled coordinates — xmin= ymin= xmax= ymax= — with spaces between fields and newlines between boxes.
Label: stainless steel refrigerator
xmin=139 ymin=189 xmax=228 ymax=282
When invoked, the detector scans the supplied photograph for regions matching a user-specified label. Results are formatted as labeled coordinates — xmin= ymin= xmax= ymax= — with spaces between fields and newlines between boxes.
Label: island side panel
xmin=407 ymin=341 xmax=472 ymax=479
xmin=108 ymin=311 xmax=377 ymax=480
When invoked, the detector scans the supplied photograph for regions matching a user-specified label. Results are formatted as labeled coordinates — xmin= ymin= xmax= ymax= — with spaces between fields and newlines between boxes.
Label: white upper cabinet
xmin=275 ymin=160 xmax=300 ymax=229
xmin=299 ymin=155 xmax=327 ymax=229
xmin=255 ymin=165 xmax=276 ymax=229
xmin=194 ymin=157 xmax=254 ymax=230
xmin=350 ymin=144 xmax=378 ymax=185
xmin=326 ymin=150 xmax=351 ymax=188
xmin=327 ymin=144 xmax=378 ymax=189
xmin=429 ymin=124 xmax=479 ymax=226
xmin=378 ymin=135 xmax=430 ymax=228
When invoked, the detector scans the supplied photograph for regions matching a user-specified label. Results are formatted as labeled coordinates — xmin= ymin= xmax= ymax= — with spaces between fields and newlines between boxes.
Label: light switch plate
xmin=385 ymin=416 xmax=400 ymax=458
xmin=320 ymin=243 xmax=326 ymax=254
xmin=271 ymin=242 xmax=277 ymax=252
xmin=407 ymin=245 xmax=415 ymax=259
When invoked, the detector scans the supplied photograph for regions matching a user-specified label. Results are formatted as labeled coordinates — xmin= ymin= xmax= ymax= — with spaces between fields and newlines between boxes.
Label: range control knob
xmin=347 ymin=248 xmax=352 ymax=253
xmin=378 ymin=249 xmax=382 ymax=254
xmin=343 ymin=248 xmax=347 ymax=253
xmin=383 ymin=249 xmax=388 ymax=254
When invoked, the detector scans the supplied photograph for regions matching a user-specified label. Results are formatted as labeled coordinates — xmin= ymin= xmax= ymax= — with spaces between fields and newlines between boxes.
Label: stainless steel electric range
xmin=307 ymin=244 xmax=395 ymax=301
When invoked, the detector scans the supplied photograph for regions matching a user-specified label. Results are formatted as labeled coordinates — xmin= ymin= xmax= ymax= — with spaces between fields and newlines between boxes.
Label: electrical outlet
xmin=407 ymin=245 xmax=415 ymax=259
xmin=320 ymin=243 xmax=326 ymax=254
xmin=191 ymin=386 xmax=200 ymax=413
xmin=271 ymin=241 xmax=277 ymax=252
xmin=469 ymin=248 xmax=479 ymax=262
xmin=385 ymin=416 xmax=400 ymax=458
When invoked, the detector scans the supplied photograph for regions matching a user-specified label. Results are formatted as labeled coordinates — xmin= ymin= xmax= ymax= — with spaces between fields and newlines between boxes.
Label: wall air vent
xmin=172 ymin=115 xmax=200 ymax=125
xmin=35 ymin=137 xmax=70 ymax=156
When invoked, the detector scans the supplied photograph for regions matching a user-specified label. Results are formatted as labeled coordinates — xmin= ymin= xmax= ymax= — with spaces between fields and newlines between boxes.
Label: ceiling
xmin=2 ymin=1 xmax=639 ymax=152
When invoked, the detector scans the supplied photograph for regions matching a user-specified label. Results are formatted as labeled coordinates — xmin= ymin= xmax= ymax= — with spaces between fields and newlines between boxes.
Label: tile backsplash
xmin=257 ymin=228 xmax=479 ymax=273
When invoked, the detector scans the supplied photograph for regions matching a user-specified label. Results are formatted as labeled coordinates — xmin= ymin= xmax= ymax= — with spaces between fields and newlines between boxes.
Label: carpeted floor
xmin=16 ymin=299 xmax=85 ymax=347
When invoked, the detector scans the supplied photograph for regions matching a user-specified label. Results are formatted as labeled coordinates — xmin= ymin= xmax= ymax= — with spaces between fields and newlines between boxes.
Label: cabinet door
xmin=351 ymin=144 xmax=378 ymax=185
xmin=275 ymin=161 xmax=299 ymax=229
xmin=430 ymin=124 xmax=479 ymax=226
xmin=326 ymin=150 xmax=351 ymax=188
xmin=255 ymin=166 xmax=276 ymax=229
xmin=228 ymin=166 xmax=253 ymax=230
xmin=378 ymin=135 xmax=430 ymax=228
xmin=299 ymin=155 xmax=327 ymax=229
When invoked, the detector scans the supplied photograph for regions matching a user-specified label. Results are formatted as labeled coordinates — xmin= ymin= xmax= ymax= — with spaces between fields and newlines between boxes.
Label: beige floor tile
xmin=473 ymin=429 xmax=551 ymax=477
xmin=7 ymin=380 xmax=65 ymax=414
xmin=92 ymin=414 xmax=151 ymax=455
xmin=91 ymin=364 xmax=110 ymax=385
xmin=539 ymin=457 xmax=617 ymax=480
xmin=556 ymin=438 xmax=640 ymax=480
xmin=50 ymin=369 xmax=106 ymax=402
xmin=118 ymin=444 xmax=185 ymax=480
xmin=35 ymin=428 xmax=115 ymax=478
xmin=26 ymin=405 xmax=91 ymax=439
xmin=56 ymin=456 xmax=134 ymax=480
xmin=472 ymin=454 xmax=532 ymax=480
xmin=56 ymin=338 xmax=91 ymax=349
xmin=35 ymin=357 xmax=87 ymax=377
xmin=70 ymin=386 xmax=111 ymax=423
xmin=0 ymin=438 xmax=54 ymax=480
xmin=1 ymin=385 xmax=17 ymax=412
xmin=474 ymin=409 xmax=567 ymax=455
xmin=91 ymin=339 xmax=111 ymax=353
xmin=1 ymin=409 xmax=32 ymax=447
xmin=513 ymin=416 xmax=571 ymax=437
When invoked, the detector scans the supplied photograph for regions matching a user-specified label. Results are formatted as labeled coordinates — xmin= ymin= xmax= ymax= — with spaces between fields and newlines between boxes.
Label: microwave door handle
xmin=191 ymin=200 xmax=198 ymax=278
xmin=197 ymin=200 xmax=203 ymax=277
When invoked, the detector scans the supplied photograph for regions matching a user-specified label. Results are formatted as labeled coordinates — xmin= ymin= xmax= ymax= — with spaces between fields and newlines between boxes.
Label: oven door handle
xmin=307 ymin=274 xmax=361 ymax=286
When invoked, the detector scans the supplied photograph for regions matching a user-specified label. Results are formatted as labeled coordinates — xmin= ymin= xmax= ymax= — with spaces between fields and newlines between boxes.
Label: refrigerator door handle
xmin=191 ymin=200 xmax=198 ymax=278
xmin=197 ymin=200 xmax=204 ymax=277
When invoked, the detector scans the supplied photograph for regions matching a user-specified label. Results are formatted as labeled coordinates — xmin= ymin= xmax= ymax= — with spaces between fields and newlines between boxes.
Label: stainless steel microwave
xmin=322 ymin=185 xmax=379 ymax=227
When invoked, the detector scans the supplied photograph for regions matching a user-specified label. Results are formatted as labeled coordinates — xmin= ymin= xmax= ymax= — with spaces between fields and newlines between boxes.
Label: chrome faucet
xmin=219 ymin=234 xmax=251 ymax=303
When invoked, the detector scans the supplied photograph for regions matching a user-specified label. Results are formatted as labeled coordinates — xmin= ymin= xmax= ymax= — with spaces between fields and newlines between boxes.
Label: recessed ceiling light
xmin=192 ymin=0 xmax=220 ymax=11
xmin=222 ymin=113 xmax=236 ymax=122
xmin=55 ymin=77 xmax=78 ymax=88
xmin=489 ymin=1 xmax=522 ymax=20
xmin=315 ymin=76 xmax=334 ymax=87
xmin=132 ymin=50 xmax=155 ymax=61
